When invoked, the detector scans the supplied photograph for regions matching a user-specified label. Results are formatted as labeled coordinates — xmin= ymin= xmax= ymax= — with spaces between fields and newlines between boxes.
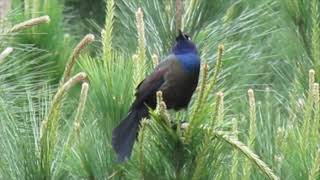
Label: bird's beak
xmin=178 ymin=29 xmax=186 ymax=39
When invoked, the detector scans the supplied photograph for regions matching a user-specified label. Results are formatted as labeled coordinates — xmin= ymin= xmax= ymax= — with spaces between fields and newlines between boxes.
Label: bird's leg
xmin=172 ymin=109 xmax=189 ymax=136
xmin=181 ymin=109 xmax=189 ymax=130
xmin=184 ymin=109 xmax=189 ymax=122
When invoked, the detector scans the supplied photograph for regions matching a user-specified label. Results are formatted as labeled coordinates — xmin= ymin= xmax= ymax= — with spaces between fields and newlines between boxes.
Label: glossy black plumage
xmin=112 ymin=31 xmax=200 ymax=161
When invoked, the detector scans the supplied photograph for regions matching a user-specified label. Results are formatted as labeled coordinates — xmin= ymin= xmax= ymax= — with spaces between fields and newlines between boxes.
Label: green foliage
xmin=10 ymin=0 xmax=74 ymax=82
xmin=1 ymin=0 xmax=320 ymax=179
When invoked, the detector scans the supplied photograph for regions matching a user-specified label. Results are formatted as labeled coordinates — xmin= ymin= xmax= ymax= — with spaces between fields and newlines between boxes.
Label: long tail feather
xmin=112 ymin=106 xmax=148 ymax=161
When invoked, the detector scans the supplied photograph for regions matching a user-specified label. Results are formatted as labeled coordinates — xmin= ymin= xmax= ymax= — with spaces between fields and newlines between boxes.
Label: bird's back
xmin=132 ymin=53 xmax=200 ymax=110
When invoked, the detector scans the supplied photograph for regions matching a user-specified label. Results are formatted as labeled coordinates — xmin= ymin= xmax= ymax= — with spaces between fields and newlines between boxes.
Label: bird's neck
xmin=175 ymin=52 xmax=200 ymax=73
xmin=173 ymin=48 xmax=198 ymax=55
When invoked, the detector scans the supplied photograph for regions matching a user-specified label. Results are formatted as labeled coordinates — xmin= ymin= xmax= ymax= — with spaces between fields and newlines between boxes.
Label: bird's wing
xmin=131 ymin=55 xmax=176 ymax=108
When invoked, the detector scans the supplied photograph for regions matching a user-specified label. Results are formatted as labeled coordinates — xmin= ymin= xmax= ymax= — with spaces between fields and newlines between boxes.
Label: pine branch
xmin=61 ymin=34 xmax=95 ymax=85
xmin=9 ymin=15 xmax=50 ymax=33
xmin=213 ymin=131 xmax=279 ymax=180
xmin=102 ymin=0 xmax=115 ymax=61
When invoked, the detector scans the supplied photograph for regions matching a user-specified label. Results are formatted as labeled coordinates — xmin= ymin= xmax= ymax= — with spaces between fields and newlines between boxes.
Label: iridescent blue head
xmin=172 ymin=30 xmax=200 ymax=73
xmin=172 ymin=30 xmax=198 ymax=55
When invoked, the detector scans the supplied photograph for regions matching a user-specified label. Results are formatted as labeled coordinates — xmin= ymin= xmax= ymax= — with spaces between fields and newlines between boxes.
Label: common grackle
xmin=112 ymin=30 xmax=200 ymax=161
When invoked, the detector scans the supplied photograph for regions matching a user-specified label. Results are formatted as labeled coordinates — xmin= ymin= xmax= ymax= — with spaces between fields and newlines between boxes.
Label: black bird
xmin=112 ymin=30 xmax=201 ymax=161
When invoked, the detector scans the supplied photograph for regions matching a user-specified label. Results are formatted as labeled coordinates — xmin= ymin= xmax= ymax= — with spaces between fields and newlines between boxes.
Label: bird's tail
xmin=112 ymin=106 xmax=148 ymax=162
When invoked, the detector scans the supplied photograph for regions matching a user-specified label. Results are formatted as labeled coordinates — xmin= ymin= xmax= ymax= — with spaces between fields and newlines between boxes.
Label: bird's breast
xmin=160 ymin=59 xmax=200 ymax=110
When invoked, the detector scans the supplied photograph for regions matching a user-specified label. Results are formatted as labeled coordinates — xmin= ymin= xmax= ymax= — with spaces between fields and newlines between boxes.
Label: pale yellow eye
xmin=184 ymin=34 xmax=191 ymax=40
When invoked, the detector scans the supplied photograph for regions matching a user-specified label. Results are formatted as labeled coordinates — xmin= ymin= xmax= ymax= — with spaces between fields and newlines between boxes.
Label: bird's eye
xmin=184 ymin=34 xmax=191 ymax=40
